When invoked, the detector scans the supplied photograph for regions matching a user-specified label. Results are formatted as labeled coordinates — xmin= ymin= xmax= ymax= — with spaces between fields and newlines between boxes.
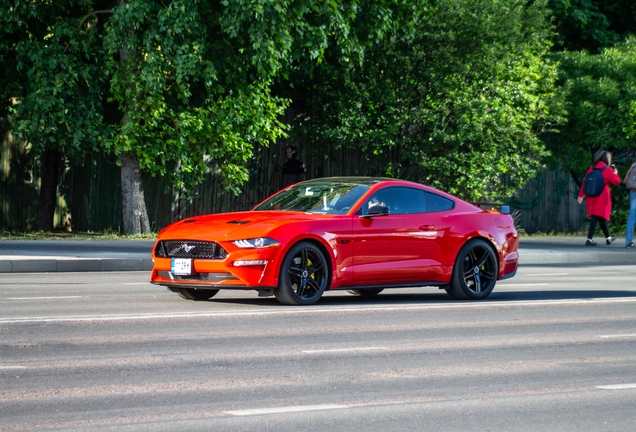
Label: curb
xmin=2 ymin=237 xmax=636 ymax=273
xmin=520 ymin=250 xmax=636 ymax=265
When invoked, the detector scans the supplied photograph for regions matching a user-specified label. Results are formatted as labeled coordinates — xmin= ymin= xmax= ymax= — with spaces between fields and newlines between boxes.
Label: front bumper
xmin=150 ymin=246 xmax=282 ymax=289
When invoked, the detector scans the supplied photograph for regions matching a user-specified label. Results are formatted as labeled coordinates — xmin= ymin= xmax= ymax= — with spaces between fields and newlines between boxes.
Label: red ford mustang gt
xmin=150 ymin=177 xmax=518 ymax=305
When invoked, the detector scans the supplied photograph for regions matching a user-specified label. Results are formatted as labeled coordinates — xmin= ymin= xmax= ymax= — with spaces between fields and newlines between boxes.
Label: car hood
xmin=158 ymin=211 xmax=331 ymax=241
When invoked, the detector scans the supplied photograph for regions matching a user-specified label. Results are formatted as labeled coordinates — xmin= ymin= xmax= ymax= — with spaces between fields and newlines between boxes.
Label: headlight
xmin=232 ymin=237 xmax=280 ymax=248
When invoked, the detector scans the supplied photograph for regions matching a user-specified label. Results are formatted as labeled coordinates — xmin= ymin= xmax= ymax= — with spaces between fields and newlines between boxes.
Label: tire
xmin=447 ymin=239 xmax=498 ymax=300
xmin=177 ymin=288 xmax=219 ymax=301
xmin=347 ymin=288 xmax=384 ymax=296
xmin=275 ymin=241 xmax=330 ymax=305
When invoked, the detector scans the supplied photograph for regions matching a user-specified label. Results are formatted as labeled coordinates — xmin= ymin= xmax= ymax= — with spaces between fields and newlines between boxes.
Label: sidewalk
xmin=518 ymin=236 xmax=636 ymax=264
xmin=0 ymin=240 xmax=155 ymax=273
xmin=1 ymin=237 xmax=635 ymax=273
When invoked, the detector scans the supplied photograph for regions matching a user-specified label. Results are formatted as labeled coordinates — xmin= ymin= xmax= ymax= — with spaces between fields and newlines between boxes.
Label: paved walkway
xmin=0 ymin=236 xmax=635 ymax=273
xmin=0 ymin=240 xmax=155 ymax=273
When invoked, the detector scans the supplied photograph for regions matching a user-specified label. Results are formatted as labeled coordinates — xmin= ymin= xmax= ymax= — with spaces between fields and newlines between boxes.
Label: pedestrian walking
xmin=577 ymin=150 xmax=621 ymax=246
xmin=623 ymin=161 xmax=636 ymax=248
xmin=279 ymin=146 xmax=306 ymax=189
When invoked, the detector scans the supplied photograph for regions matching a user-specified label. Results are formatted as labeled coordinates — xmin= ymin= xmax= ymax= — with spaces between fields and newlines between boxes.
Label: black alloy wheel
xmin=275 ymin=241 xmax=330 ymax=305
xmin=347 ymin=288 xmax=384 ymax=296
xmin=447 ymin=238 xmax=498 ymax=300
xmin=177 ymin=288 xmax=219 ymax=301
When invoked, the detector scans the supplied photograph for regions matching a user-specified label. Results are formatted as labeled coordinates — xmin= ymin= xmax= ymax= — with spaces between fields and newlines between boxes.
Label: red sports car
xmin=150 ymin=177 xmax=518 ymax=305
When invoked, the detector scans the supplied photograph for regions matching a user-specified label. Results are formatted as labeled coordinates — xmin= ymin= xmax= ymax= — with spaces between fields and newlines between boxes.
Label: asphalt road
xmin=2 ymin=264 xmax=636 ymax=431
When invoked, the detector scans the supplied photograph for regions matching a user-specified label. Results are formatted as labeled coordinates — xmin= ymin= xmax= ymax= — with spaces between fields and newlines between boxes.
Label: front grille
xmin=155 ymin=240 xmax=228 ymax=259
xmin=156 ymin=271 xmax=239 ymax=283
xmin=173 ymin=273 xmax=209 ymax=281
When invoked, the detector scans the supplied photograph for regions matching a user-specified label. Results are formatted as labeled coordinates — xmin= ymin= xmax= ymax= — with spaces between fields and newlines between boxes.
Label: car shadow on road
xmin=208 ymin=288 xmax=636 ymax=306
xmin=487 ymin=290 xmax=636 ymax=301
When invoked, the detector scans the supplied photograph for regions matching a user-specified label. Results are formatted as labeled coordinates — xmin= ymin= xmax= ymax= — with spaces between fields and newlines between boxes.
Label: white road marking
xmin=600 ymin=334 xmax=636 ymax=338
xmin=0 ymin=366 xmax=27 ymax=370
xmin=595 ymin=384 xmax=636 ymax=390
xmin=523 ymin=273 xmax=570 ymax=276
xmin=225 ymin=404 xmax=350 ymax=416
xmin=1 ymin=297 xmax=635 ymax=324
xmin=7 ymin=296 xmax=82 ymax=300
xmin=496 ymin=283 xmax=548 ymax=287
xmin=302 ymin=347 xmax=388 ymax=354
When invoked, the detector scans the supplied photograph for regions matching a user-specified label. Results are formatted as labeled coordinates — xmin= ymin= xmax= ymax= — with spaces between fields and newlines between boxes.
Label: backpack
xmin=583 ymin=166 xmax=607 ymax=197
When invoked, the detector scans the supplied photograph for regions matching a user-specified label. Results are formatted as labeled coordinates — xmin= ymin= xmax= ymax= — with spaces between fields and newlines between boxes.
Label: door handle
xmin=419 ymin=225 xmax=448 ymax=231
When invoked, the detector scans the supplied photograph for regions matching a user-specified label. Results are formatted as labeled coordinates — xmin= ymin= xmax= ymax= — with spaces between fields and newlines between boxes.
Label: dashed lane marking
xmin=224 ymin=404 xmax=351 ymax=416
xmin=302 ymin=347 xmax=389 ymax=354
xmin=7 ymin=296 xmax=82 ymax=300
xmin=600 ymin=334 xmax=636 ymax=338
xmin=595 ymin=384 xmax=636 ymax=390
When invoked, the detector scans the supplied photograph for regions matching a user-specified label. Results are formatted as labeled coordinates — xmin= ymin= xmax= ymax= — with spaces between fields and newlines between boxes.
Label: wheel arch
xmin=456 ymin=234 xmax=501 ymax=278
xmin=272 ymin=236 xmax=334 ymax=288
xmin=297 ymin=238 xmax=334 ymax=288
xmin=447 ymin=235 xmax=500 ymax=300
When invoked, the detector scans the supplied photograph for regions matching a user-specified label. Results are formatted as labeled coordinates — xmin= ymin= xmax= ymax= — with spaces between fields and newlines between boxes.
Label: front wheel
xmin=275 ymin=242 xmax=330 ymax=305
xmin=177 ymin=288 xmax=219 ymax=301
xmin=447 ymin=239 xmax=498 ymax=300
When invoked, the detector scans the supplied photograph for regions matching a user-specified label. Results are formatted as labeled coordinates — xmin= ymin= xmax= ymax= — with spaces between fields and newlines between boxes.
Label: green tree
xmin=293 ymin=0 xmax=560 ymax=202
xmin=5 ymin=0 xmax=400 ymax=233
xmin=0 ymin=0 xmax=109 ymax=231
xmin=546 ymin=37 xmax=636 ymax=178
xmin=549 ymin=0 xmax=636 ymax=52
xmin=104 ymin=0 xmax=419 ymax=233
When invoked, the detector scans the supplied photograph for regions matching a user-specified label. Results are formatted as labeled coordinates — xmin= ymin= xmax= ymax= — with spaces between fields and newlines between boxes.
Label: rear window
xmin=425 ymin=192 xmax=454 ymax=212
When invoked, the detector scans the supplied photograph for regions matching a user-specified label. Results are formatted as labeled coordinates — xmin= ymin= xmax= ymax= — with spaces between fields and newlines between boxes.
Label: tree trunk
xmin=120 ymin=150 xmax=150 ymax=234
xmin=117 ymin=0 xmax=150 ymax=235
xmin=35 ymin=149 xmax=61 ymax=231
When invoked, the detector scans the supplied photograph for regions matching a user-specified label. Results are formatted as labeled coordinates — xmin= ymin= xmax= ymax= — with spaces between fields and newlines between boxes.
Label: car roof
xmin=300 ymin=176 xmax=407 ymax=186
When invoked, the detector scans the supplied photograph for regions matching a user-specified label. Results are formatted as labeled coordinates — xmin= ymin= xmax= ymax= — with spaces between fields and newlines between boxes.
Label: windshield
xmin=254 ymin=182 xmax=370 ymax=214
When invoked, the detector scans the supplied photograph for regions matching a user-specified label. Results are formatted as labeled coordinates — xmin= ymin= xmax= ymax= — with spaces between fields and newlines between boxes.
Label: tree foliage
xmin=101 ymin=0 xmax=412 ymax=196
xmin=294 ymin=0 xmax=560 ymax=201
xmin=549 ymin=0 xmax=636 ymax=52
xmin=4 ymin=0 xmax=405 ymax=232
xmin=547 ymin=37 xmax=636 ymax=174
xmin=10 ymin=0 xmax=632 ymax=232
xmin=1 ymin=1 xmax=108 ymax=154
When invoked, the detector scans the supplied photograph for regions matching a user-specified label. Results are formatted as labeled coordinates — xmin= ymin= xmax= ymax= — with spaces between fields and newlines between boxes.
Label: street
xmin=2 ymin=264 xmax=636 ymax=431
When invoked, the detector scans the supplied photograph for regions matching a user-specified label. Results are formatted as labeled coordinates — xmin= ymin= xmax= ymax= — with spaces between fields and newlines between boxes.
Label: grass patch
xmin=519 ymin=231 xmax=585 ymax=237
xmin=0 ymin=230 xmax=158 ymax=240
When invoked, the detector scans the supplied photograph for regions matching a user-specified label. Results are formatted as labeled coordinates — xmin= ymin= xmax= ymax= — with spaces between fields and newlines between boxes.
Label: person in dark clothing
xmin=279 ymin=146 xmax=306 ymax=189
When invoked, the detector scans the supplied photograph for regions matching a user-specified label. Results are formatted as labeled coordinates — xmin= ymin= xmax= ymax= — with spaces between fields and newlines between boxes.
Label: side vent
xmin=228 ymin=220 xmax=250 ymax=224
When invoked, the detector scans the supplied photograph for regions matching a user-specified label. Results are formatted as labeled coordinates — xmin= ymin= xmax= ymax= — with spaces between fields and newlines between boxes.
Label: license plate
xmin=171 ymin=258 xmax=193 ymax=275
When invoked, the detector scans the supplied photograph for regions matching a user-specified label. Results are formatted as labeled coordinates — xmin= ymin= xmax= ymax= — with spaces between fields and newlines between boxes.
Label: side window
xmin=425 ymin=191 xmax=454 ymax=212
xmin=361 ymin=187 xmax=428 ymax=215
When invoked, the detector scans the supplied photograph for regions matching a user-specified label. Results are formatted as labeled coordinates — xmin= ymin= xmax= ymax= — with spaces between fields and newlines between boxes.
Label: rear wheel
xmin=177 ymin=288 xmax=219 ymax=301
xmin=347 ymin=288 xmax=384 ymax=296
xmin=275 ymin=242 xmax=330 ymax=305
xmin=447 ymin=239 xmax=498 ymax=300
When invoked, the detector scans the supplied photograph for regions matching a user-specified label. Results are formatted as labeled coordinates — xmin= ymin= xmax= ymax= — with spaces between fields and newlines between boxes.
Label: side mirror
xmin=361 ymin=205 xmax=389 ymax=218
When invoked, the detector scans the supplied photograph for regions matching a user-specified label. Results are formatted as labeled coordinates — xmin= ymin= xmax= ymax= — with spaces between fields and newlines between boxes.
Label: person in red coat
xmin=577 ymin=150 xmax=621 ymax=246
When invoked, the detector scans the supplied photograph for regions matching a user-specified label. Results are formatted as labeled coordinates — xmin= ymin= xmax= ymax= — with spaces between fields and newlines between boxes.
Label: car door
xmin=351 ymin=187 xmax=453 ymax=284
